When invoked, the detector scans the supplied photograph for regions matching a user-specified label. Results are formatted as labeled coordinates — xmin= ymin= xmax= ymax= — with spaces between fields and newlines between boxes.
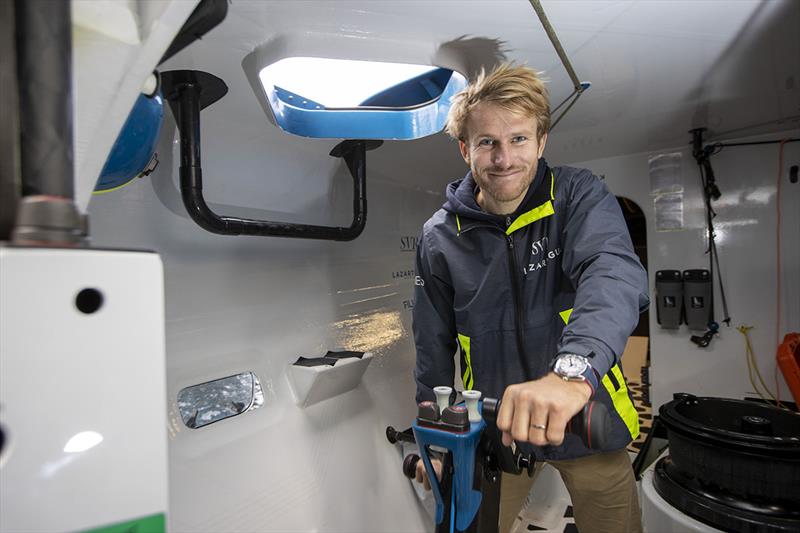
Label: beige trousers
xmin=499 ymin=448 xmax=642 ymax=533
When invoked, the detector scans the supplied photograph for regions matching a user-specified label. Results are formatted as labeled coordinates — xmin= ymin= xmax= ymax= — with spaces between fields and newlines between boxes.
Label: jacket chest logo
xmin=523 ymin=236 xmax=561 ymax=275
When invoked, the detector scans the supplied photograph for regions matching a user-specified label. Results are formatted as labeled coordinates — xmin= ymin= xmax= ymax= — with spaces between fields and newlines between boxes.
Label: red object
xmin=776 ymin=333 xmax=800 ymax=406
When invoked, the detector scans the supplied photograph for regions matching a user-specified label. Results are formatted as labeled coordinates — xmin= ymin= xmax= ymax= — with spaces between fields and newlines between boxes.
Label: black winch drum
xmin=658 ymin=394 xmax=800 ymax=503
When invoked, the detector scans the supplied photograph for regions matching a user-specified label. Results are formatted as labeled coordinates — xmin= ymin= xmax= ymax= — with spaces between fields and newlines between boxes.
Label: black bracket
xmin=690 ymin=128 xmax=720 ymax=201
xmin=161 ymin=69 xmax=382 ymax=240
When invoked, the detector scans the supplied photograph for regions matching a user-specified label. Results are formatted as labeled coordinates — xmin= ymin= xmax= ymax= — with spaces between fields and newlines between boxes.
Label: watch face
xmin=555 ymin=354 xmax=589 ymax=378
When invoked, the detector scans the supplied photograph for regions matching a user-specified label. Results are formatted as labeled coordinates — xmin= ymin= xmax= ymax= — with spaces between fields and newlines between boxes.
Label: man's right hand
xmin=497 ymin=372 xmax=592 ymax=447
xmin=414 ymin=456 xmax=443 ymax=491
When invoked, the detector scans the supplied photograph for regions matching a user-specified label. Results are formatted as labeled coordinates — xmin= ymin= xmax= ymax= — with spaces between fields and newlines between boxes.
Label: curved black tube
xmin=165 ymin=70 xmax=379 ymax=240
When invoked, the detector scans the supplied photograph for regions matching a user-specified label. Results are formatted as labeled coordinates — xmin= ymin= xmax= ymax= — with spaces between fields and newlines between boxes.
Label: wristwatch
xmin=552 ymin=353 xmax=591 ymax=382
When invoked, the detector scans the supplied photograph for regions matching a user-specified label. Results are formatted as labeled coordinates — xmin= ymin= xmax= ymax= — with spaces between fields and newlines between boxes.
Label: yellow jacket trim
xmin=456 ymin=214 xmax=462 ymax=235
xmin=457 ymin=333 xmax=474 ymax=390
xmin=506 ymin=171 xmax=556 ymax=235
xmin=506 ymin=200 xmax=554 ymax=235
xmin=601 ymin=364 xmax=640 ymax=440
xmin=559 ymin=307 xmax=639 ymax=440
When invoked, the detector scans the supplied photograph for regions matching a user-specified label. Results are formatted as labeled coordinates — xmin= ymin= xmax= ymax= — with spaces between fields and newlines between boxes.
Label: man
xmin=412 ymin=63 xmax=649 ymax=532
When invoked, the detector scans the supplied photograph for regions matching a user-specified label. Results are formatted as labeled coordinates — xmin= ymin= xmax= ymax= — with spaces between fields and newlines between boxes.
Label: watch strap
xmin=553 ymin=353 xmax=598 ymax=396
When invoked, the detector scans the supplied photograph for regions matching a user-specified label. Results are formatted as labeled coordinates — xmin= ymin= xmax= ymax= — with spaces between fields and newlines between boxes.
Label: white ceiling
xmin=160 ymin=0 xmax=799 ymax=190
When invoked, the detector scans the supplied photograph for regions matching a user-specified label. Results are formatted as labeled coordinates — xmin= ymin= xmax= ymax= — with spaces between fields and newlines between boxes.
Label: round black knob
xmin=517 ymin=454 xmax=536 ymax=478
xmin=482 ymin=397 xmax=500 ymax=424
xmin=403 ymin=454 xmax=420 ymax=479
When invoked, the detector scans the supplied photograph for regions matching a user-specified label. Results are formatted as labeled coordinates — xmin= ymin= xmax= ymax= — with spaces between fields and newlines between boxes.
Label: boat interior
xmin=1 ymin=1 xmax=798 ymax=532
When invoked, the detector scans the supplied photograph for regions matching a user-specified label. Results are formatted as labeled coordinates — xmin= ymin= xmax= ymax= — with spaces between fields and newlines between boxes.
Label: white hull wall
xmin=87 ymin=113 xmax=456 ymax=530
xmin=0 ymin=249 xmax=169 ymax=533
xmin=569 ymin=132 xmax=800 ymax=410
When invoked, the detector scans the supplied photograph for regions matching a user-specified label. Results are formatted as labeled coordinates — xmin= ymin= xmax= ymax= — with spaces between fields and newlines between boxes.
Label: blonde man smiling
xmin=412 ymin=64 xmax=648 ymax=532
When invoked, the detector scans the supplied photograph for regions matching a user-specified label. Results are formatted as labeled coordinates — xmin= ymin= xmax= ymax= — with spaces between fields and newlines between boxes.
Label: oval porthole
xmin=254 ymin=57 xmax=467 ymax=140
xmin=177 ymin=372 xmax=265 ymax=429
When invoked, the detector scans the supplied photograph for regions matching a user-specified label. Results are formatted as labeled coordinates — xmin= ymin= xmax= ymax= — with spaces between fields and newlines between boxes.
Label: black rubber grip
xmin=483 ymin=398 xmax=611 ymax=450
xmin=567 ymin=401 xmax=611 ymax=450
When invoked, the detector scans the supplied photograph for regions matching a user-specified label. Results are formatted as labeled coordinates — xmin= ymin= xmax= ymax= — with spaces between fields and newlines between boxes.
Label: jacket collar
xmin=445 ymin=159 xmax=555 ymax=235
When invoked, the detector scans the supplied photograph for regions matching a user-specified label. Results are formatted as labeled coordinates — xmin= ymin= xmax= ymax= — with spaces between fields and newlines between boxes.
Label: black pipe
xmin=10 ymin=0 xmax=84 ymax=245
xmin=0 ymin=0 xmax=20 ymax=240
xmin=15 ymin=0 xmax=73 ymax=199
xmin=709 ymin=138 xmax=799 ymax=149
xmin=165 ymin=70 xmax=378 ymax=240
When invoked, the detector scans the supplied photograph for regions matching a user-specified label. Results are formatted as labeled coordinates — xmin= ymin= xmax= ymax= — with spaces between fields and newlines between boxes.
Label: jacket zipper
xmin=506 ymin=230 xmax=533 ymax=378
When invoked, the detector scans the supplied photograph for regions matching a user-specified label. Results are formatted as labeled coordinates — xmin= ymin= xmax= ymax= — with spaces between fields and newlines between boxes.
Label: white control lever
xmin=462 ymin=390 xmax=482 ymax=423
xmin=433 ymin=386 xmax=453 ymax=415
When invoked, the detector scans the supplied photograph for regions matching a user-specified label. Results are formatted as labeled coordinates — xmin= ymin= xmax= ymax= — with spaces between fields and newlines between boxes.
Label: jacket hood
xmin=443 ymin=158 xmax=550 ymax=223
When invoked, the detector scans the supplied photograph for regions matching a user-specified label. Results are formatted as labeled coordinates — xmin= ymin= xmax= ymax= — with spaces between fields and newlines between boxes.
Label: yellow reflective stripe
xmin=456 ymin=214 xmax=462 ymax=235
xmin=601 ymin=363 xmax=640 ymax=440
xmin=559 ymin=300 xmax=639 ymax=440
xmin=549 ymin=170 xmax=555 ymax=200
xmin=506 ymin=200 xmax=554 ymax=235
xmin=457 ymin=333 xmax=473 ymax=390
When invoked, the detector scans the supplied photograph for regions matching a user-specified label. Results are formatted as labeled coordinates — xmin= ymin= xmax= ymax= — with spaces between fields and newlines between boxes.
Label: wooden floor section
xmin=622 ymin=336 xmax=652 ymax=454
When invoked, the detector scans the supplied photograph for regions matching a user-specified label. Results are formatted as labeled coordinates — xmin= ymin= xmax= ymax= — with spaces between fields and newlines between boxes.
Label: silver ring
xmin=530 ymin=423 xmax=547 ymax=430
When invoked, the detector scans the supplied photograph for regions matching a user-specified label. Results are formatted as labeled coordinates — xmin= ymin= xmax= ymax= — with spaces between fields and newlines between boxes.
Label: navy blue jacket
xmin=412 ymin=159 xmax=649 ymax=460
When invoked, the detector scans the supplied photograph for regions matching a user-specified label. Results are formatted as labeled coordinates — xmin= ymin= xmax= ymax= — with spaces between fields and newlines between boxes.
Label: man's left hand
xmin=496 ymin=373 xmax=592 ymax=447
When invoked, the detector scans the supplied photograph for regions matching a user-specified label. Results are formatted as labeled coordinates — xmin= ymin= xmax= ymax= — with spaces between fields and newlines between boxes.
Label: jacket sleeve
xmin=557 ymin=169 xmax=649 ymax=386
xmin=413 ymin=224 xmax=457 ymax=404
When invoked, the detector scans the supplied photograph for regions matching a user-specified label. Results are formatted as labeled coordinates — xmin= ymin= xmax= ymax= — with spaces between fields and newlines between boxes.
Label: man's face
xmin=459 ymin=102 xmax=547 ymax=214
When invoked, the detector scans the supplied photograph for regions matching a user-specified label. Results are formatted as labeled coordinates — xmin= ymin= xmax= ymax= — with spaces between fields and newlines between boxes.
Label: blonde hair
xmin=445 ymin=63 xmax=550 ymax=141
